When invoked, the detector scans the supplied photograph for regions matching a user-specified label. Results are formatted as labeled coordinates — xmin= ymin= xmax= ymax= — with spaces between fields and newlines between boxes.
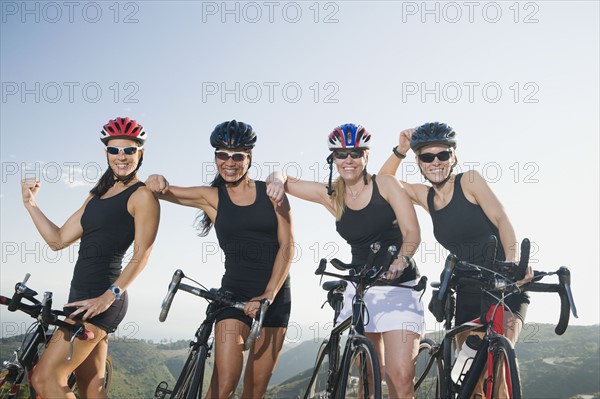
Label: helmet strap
xmin=326 ymin=153 xmax=334 ymax=196
xmin=108 ymin=156 xmax=143 ymax=186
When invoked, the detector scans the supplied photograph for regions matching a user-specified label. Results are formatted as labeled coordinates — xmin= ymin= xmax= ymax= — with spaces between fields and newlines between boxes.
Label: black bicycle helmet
xmin=210 ymin=120 xmax=257 ymax=149
xmin=410 ymin=122 xmax=457 ymax=152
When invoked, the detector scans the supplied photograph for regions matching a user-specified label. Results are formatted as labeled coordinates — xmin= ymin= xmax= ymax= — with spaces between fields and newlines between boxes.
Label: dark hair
xmin=194 ymin=174 xmax=226 ymax=236
xmin=90 ymin=157 xmax=143 ymax=197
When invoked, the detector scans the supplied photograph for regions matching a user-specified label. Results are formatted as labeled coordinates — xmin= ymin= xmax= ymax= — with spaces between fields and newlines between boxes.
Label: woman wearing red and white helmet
xmin=267 ymin=123 xmax=423 ymax=399
xmin=21 ymin=117 xmax=159 ymax=399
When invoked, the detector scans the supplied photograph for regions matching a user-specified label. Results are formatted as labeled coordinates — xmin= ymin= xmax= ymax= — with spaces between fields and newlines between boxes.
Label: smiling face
xmin=416 ymin=144 xmax=455 ymax=184
xmin=332 ymin=148 xmax=368 ymax=182
xmin=215 ymin=147 xmax=251 ymax=183
xmin=105 ymin=138 xmax=143 ymax=178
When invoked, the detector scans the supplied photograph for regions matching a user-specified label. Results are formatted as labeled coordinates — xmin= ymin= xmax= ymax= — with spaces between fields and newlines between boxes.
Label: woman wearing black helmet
xmin=267 ymin=123 xmax=423 ymax=399
xmin=21 ymin=117 xmax=160 ymax=399
xmin=146 ymin=120 xmax=293 ymax=399
xmin=379 ymin=122 xmax=532 ymax=396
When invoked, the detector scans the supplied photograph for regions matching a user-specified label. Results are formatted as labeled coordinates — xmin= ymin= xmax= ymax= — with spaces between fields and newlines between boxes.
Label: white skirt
xmin=336 ymin=279 xmax=425 ymax=335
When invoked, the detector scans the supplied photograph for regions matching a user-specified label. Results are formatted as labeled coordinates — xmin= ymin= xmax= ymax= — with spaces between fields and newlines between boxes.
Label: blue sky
xmin=1 ymin=1 xmax=598 ymax=342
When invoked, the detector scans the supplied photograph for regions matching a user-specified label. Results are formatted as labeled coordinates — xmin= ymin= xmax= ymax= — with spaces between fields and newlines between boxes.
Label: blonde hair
xmin=331 ymin=173 xmax=371 ymax=221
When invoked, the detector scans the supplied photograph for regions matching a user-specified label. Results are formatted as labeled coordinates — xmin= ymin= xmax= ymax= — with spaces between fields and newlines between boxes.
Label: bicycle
xmin=0 ymin=273 xmax=113 ymax=399
xmin=303 ymin=243 xmax=428 ymax=399
xmin=413 ymin=237 xmax=578 ymax=399
xmin=154 ymin=269 xmax=270 ymax=399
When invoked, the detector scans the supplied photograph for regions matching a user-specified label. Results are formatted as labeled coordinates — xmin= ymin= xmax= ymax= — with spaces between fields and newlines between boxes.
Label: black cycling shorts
xmin=455 ymin=289 xmax=529 ymax=325
xmin=64 ymin=287 xmax=128 ymax=333
xmin=215 ymin=285 xmax=291 ymax=329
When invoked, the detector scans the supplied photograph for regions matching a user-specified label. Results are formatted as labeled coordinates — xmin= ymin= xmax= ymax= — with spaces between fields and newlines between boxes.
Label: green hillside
xmin=1 ymin=324 xmax=598 ymax=398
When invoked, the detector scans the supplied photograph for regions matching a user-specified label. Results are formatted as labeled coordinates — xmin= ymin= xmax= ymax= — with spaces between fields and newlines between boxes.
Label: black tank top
xmin=71 ymin=182 xmax=143 ymax=291
xmin=336 ymin=175 xmax=418 ymax=283
xmin=427 ymin=173 xmax=505 ymax=265
xmin=214 ymin=181 xmax=286 ymax=299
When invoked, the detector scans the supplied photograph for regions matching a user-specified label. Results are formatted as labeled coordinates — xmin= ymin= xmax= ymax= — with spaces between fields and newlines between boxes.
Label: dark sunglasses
xmin=418 ymin=150 xmax=452 ymax=163
xmin=106 ymin=146 xmax=142 ymax=155
xmin=215 ymin=151 xmax=248 ymax=162
xmin=333 ymin=149 xmax=364 ymax=160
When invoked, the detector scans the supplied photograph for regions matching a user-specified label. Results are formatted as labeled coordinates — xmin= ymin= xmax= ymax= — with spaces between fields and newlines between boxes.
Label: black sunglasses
xmin=106 ymin=146 xmax=142 ymax=155
xmin=418 ymin=150 xmax=452 ymax=163
xmin=215 ymin=151 xmax=248 ymax=162
xmin=333 ymin=149 xmax=364 ymax=160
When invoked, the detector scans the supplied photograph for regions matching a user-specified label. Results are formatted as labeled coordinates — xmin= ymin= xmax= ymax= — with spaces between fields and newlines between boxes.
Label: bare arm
xmin=377 ymin=175 xmax=421 ymax=276
xmin=21 ymin=179 xmax=88 ymax=251
xmin=461 ymin=170 xmax=518 ymax=261
xmin=245 ymin=194 xmax=295 ymax=317
xmin=145 ymin=174 xmax=218 ymax=217
xmin=67 ymin=187 xmax=161 ymax=320
xmin=266 ymin=171 xmax=336 ymax=216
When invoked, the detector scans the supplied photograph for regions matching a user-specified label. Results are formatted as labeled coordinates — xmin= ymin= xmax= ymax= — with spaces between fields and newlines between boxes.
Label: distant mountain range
xmin=1 ymin=324 xmax=598 ymax=398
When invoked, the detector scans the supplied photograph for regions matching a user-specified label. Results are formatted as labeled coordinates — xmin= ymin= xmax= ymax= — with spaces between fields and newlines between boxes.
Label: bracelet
xmin=393 ymin=146 xmax=406 ymax=159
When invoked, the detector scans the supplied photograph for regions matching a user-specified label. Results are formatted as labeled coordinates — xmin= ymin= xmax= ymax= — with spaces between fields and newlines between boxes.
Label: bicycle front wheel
xmin=488 ymin=336 xmax=521 ymax=399
xmin=337 ymin=336 xmax=381 ymax=399
xmin=304 ymin=339 xmax=338 ymax=399
xmin=414 ymin=338 xmax=444 ymax=399
xmin=171 ymin=345 xmax=208 ymax=399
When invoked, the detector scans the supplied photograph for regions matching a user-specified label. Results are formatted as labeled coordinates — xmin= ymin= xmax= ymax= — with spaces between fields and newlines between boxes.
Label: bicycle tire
xmin=304 ymin=340 xmax=334 ymax=399
xmin=414 ymin=338 xmax=444 ymax=399
xmin=336 ymin=336 xmax=381 ymax=399
xmin=489 ymin=336 xmax=521 ymax=399
xmin=0 ymin=365 xmax=25 ymax=399
xmin=170 ymin=345 xmax=208 ymax=399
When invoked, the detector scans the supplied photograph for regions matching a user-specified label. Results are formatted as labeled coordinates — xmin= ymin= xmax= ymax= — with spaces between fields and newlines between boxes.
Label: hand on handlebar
xmin=381 ymin=257 xmax=408 ymax=280
xmin=244 ymin=296 xmax=271 ymax=319
xmin=516 ymin=266 xmax=534 ymax=287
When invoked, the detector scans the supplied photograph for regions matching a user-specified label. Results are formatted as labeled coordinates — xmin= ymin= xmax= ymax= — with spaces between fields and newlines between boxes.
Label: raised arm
xmin=245 ymin=194 xmax=295 ymax=317
xmin=266 ymin=171 xmax=335 ymax=215
xmin=67 ymin=187 xmax=161 ymax=320
xmin=379 ymin=128 xmax=415 ymax=176
xmin=461 ymin=170 xmax=518 ymax=262
xmin=377 ymin=175 xmax=421 ymax=276
xmin=21 ymin=179 xmax=88 ymax=251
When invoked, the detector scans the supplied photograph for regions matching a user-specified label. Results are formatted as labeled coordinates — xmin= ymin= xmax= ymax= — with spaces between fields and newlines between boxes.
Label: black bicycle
xmin=154 ymin=269 xmax=270 ymax=399
xmin=413 ymin=237 xmax=578 ymax=399
xmin=304 ymin=243 xmax=428 ymax=399
xmin=0 ymin=273 xmax=113 ymax=399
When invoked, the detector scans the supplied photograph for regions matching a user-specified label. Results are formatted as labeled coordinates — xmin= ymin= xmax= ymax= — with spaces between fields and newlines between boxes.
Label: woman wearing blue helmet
xmin=267 ymin=123 xmax=423 ymax=399
xmin=380 ymin=122 xmax=532 ymax=397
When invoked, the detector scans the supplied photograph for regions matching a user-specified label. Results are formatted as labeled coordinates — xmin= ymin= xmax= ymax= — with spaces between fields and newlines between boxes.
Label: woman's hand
xmin=383 ymin=257 xmax=410 ymax=280
xmin=244 ymin=295 xmax=272 ymax=319
xmin=65 ymin=291 xmax=116 ymax=320
xmin=21 ymin=179 xmax=40 ymax=206
xmin=516 ymin=265 xmax=534 ymax=287
xmin=398 ymin=127 xmax=416 ymax=155
xmin=145 ymin=174 xmax=170 ymax=194
xmin=266 ymin=179 xmax=286 ymax=205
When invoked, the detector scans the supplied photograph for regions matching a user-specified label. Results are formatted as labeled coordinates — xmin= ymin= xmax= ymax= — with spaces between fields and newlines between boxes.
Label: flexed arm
xmin=21 ymin=179 xmax=87 ymax=251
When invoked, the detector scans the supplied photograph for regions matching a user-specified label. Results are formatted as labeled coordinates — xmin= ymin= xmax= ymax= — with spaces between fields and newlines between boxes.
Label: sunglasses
xmin=333 ymin=149 xmax=364 ymax=160
xmin=215 ymin=151 xmax=248 ymax=162
xmin=418 ymin=150 xmax=452 ymax=163
xmin=106 ymin=146 xmax=143 ymax=155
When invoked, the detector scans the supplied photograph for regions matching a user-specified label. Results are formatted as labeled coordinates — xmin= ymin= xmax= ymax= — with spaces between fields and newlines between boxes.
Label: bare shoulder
xmin=131 ymin=185 xmax=159 ymax=204
xmin=460 ymin=170 xmax=487 ymax=191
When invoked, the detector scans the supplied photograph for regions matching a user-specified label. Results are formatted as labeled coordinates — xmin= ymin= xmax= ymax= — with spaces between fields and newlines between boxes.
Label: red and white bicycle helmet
xmin=99 ymin=117 xmax=147 ymax=145
xmin=328 ymin=124 xmax=371 ymax=150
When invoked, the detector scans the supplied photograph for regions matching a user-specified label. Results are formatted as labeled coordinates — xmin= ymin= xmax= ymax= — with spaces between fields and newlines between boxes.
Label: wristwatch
xmin=108 ymin=284 xmax=122 ymax=300
xmin=398 ymin=255 xmax=411 ymax=265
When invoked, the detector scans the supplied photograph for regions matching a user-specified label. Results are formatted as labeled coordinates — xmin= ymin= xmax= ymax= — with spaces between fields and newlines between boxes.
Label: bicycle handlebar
xmin=159 ymin=269 xmax=270 ymax=351
xmin=1 ymin=274 xmax=96 ymax=349
xmin=431 ymin=237 xmax=577 ymax=335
